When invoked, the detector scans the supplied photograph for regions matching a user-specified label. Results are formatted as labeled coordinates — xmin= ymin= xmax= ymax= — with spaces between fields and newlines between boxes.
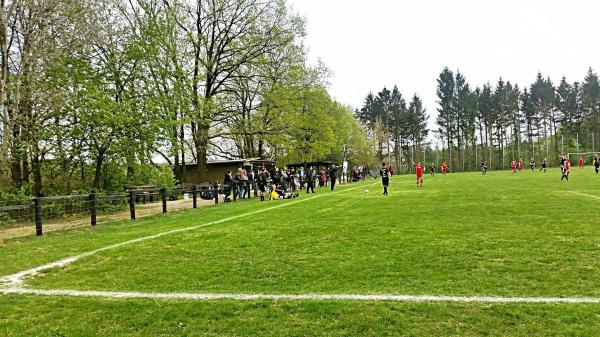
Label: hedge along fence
xmin=0 ymin=184 xmax=223 ymax=237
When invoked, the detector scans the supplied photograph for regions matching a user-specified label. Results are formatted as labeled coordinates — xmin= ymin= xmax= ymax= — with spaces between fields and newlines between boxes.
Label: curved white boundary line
xmin=0 ymin=183 xmax=373 ymax=288
xmin=3 ymin=287 xmax=600 ymax=304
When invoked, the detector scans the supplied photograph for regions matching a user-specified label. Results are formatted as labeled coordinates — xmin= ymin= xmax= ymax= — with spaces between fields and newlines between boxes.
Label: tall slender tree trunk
xmin=0 ymin=0 xmax=10 ymax=180
xmin=180 ymin=123 xmax=186 ymax=183
xmin=93 ymin=149 xmax=106 ymax=189
xmin=193 ymin=124 xmax=209 ymax=182
xmin=31 ymin=142 xmax=42 ymax=196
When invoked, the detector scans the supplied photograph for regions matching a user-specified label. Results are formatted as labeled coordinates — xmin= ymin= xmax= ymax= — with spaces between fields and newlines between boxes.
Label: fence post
xmin=34 ymin=197 xmax=43 ymax=236
xmin=90 ymin=190 xmax=97 ymax=227
xmin=129 ymin=191 xmax=136 ymax=220
xmin=192 ymin=185 xmax=198 ymax=209
xmin=161 ymin=188 xmax=167 ymax=214
xmin=160 ymin=188 xmax=167 ymax=214
xmin=214 ymin=183 xmax=219 ymax=204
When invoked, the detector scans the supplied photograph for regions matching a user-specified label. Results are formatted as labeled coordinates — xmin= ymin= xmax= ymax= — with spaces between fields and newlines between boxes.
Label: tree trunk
xmin=93 ymin=150 xmax=106 ymax=189
xmin=173 ymin=125 xmax=180 ymax=183
xmin=258 ymin=138 xmax=264 ymax=158
xmin=180 ymin=123 xmax=186 ymax=183
xmin=193 ymin=124 xmax=209 ymax=182
xmin=31 ymin=142 xmax=42 ymax=196
xmin=0 ymin=0 xmax=10 ymax=179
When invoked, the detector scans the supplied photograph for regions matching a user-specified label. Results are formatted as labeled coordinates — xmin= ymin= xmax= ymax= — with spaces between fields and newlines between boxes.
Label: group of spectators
xmin=349 ymin=166 xmax=372 ymax=182
xmin=221 ymin=164 xmax=343 ymax=202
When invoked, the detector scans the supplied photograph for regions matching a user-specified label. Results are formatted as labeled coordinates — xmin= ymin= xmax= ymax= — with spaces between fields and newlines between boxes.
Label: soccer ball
xmin=364 ymin=189 xmax=369 ymax=193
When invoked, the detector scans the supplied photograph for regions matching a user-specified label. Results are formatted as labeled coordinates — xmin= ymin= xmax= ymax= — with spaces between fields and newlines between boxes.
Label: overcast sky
xmin=288 ymin=0 xmax=600 ymax=133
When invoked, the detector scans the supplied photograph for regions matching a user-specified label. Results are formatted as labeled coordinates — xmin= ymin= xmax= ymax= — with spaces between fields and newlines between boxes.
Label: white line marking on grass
xmin=568 ymin=191 xmax=600 ymax=201
xmin=0 ymin=183 xmax=374 ymax=288
xmin=3 ymin=287 xmax=600 ymax=304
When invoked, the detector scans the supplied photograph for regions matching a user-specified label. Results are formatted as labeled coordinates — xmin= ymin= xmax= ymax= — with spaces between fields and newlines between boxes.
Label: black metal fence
xmin=0 ymin=184 xmax=222 ymax=237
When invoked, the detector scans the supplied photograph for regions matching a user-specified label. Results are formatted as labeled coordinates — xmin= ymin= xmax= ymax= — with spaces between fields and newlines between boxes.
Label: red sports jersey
xmin=579 ymin=159 xmax=584 ymax=166
xmin=566 ymin=160 xmax=571 ymax=170
xmin=416 ymin=164 xmax=423 ymax=177
xmin=511 ymin=161 xmax=517 ymax=169
xmin=518 ymin=160 xmax=523 ymax=169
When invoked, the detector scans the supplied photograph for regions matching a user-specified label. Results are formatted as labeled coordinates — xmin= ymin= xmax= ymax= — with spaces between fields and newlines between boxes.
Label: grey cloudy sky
xmin=288 ymin=0 xmax=600 ymax=134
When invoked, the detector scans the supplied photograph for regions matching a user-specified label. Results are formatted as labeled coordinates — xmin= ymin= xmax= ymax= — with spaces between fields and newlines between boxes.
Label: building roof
xmin=181 ymin=158 xmax=275 ymax=167
xmin=286 ymin=161 xmax=338 ymax=168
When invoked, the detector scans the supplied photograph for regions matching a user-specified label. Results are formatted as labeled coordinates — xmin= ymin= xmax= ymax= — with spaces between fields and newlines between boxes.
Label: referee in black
xmin=380 ymin=163 xmax=390 ymax=195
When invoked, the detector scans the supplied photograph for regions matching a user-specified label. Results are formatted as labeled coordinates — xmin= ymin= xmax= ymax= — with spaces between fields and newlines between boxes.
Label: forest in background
xmin=359 ymin=68 xmax=600 ymax=173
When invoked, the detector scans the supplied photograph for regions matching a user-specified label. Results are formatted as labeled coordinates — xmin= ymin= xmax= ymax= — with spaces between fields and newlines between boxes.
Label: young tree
xmin=408 ymin=94 xmax=428 ymax=162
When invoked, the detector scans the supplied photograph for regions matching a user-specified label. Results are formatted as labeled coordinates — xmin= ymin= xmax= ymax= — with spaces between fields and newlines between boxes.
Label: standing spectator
xmin=223 ymin=170 xmax=233 ymax=203
xmin=258 ymin=167 xmax=270 ymax=201
xmin=389 ymin=165 xmax=395 ymax=176
xmin=306 ymin=169 xmax=316 ymax=193
xmin=234 ymin=168 xmax=244 ymax=199
xmin=299 ymin=167 xmax=306 ymax=189
xmin=250 ymin=169 xmax=258 ymax=197
xmin=329 ymin=163 xmax=339 ymax=191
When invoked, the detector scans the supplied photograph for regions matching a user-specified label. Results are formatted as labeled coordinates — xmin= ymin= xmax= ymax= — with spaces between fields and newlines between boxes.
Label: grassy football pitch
xmin=1 ymin=168 xmax=600 ymax=336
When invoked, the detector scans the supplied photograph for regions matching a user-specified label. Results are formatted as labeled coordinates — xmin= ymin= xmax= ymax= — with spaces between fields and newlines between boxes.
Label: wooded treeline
xmin=0 ymin=0 xmax=372 ymax=196
xmin=358 ymin=68 xmax=600 ymax=173
xmin=435 ymin=67 xmax=600 ymax=172
xmin=356 ymin=87 xmax=429 ymax=170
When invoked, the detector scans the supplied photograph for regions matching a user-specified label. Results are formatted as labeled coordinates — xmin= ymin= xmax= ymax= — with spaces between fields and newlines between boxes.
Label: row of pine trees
xmin=358 ymin=68 xmax=600 ymax=173
xmin=436 ymin=67 xmax=600 ymax=172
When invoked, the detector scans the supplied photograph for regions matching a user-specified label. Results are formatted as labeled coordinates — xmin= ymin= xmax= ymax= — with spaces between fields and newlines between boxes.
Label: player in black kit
xmin=380 ymin=163 xmax=390 ymax=195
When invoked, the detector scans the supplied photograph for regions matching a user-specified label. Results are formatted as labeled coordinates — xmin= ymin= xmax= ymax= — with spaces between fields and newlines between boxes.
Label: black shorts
xmin=382 ymin=177 xmax=389 ymax=186
xmin=258 ymin=183 xmax=266 ymax=193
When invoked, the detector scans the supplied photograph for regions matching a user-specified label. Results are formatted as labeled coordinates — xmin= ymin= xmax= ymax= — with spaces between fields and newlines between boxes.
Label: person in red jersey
xmin=518 ymin=158 xmax=523 ymax=172
xmin=511 ymin=159 xmax=517 ymax=174
xmin=578 ymin=155 xmax=584 ymax=169
xmin=441 ymin=162 xmax=447 ymax=175
xmin=416 ymin=162 xmax=424 ymax=187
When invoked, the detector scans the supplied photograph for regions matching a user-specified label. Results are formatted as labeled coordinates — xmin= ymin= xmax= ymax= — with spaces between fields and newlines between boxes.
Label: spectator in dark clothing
xmin=223 ymin=171 xmax=233 ymax=203
xmin=328 ymin=163 xmax=339 ymax=191
xmin=306 ymin=169 xmax=316 ymax=193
